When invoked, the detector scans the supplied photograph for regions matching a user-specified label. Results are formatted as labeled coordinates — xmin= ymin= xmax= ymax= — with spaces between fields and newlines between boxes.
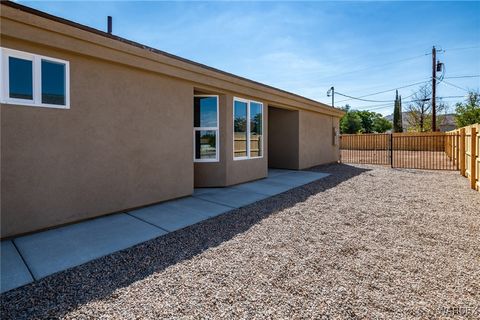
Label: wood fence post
xmin=456 ymin=132 xmax=460 ymax=171
xmin=390 ymin=134 xmax=393 ymax=168
xmin=460 ymin=128 xmax=466 ymax=176
xmin=471 ymin=127 xmax=477 ymax=190
xmin=447 ymin=134 xmax=451 ymax=159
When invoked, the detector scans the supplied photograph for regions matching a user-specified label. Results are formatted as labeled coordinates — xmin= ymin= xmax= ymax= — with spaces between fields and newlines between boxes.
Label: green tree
xmin=373 ymin=115 xmax=393 ymax=133
xmin=357 ymin=110 xmax=375 ymax=133
xmin=340 ymin=105 xmax=362 ymax=134
xmin=393 ymin=90 xmax=403 ymax=132
xmin=455 ymin=91 xmax=480 ymax=127
xmin=340 ymin=106 xmax=392 ymax=133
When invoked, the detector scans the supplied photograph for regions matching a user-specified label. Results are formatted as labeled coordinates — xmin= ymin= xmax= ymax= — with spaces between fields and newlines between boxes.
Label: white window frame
xmin=233 ymin=97 xmax=264 ymax=160
xmin=193 ymin=95 xmax=220 ymax=163
xmin=0 ymin=47 xmax=70 ymax=109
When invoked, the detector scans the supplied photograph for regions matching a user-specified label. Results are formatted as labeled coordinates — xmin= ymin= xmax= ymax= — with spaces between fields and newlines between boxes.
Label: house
xmin=0 ymin=1 xmax=344 ymax=238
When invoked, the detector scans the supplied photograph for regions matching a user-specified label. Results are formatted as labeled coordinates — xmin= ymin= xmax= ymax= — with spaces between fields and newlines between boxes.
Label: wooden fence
xmin=340 ymin=132 xmax=447 ymax=151
xmin=446 ymin=124 xmax=479 ymax=191
xmin=340 ymin=127 xmax=479 ymax=189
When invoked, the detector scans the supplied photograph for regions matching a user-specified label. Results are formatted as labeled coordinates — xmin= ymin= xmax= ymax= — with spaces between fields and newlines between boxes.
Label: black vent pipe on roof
xmin=107 ymin=16 xmax=112 ymax=34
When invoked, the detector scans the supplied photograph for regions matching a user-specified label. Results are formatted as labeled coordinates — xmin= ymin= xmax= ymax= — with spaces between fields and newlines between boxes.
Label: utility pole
xmin=432 ymin=46 xmax=437 ymax=132
xmin=327 ymin=86 xmax=335 ymax=107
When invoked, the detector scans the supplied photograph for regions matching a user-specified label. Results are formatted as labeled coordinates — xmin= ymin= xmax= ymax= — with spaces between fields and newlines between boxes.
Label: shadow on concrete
xmin=0 ymin=163 xmax=369 ymax=319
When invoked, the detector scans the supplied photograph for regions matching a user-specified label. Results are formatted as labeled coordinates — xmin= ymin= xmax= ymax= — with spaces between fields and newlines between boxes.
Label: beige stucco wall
xmin=194 ymin=93 xmax=268 ymax=187
xmin=268 ymin=107 xmax=299 ymax=169
xmin=268 ymin=107 xmax=340 ymax=170
xmin=1 ymin=38 xmax=194 ymax=238
xmin=1 ymin=3 xmax=343 ymax=237
xmin=299 ymin=110 xmax=340 ymax=169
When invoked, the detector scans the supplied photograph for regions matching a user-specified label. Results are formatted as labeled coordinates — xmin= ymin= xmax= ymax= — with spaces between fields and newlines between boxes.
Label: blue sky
xmin=19 ymin=1 xmax=480 ymax=115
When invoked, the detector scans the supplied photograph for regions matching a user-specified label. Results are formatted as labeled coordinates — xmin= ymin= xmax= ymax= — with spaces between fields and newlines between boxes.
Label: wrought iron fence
xmin=340 ymin=132 xmax=460 ymax=170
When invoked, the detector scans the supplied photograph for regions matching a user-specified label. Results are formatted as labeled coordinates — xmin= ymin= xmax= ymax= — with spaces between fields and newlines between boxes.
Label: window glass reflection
xmin=234 ymin=100 xmax=248 ymax=157
xmin=250 ymin=102 xmax=263 ymax=157
xmin=41 ymin=59 xmax=66 ymax=105
xmin=9 ymin=57 xmax=33 ymax=100
xmin=195 ymin=130 xmax=217 ymax=159
xmin=194 ymin=96 xmax=217 ymax=127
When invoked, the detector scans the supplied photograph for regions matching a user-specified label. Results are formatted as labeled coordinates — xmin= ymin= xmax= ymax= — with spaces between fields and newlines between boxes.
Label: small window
xmin=233 ymin=97 xmax=263 ymax=160
xmin=1 ymin=47 xmax=70 ymax=109
xmin=41 ymin=59 xmax=66 ymax=106
xmin=8 ymin=56 xmax=33 ymax=100
xmin=233 ymin=100 xmax=248 ymax=158
xmin=195 ymin=130 xmax=217 ymax=160
xmin=250 ymin=102 xmax=263 ymax=157
xmin=194 ymin=95 xmax=219 ymax=162
xmin=194 ymin=96 xmax=217 ymax=128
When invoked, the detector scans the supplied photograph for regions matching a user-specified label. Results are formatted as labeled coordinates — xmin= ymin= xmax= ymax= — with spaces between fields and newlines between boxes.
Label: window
xmin=250 ymin=102 xmax=263 ymax=157
xmin=1 ymin=47 xmax=70 ymax=108
xmin=9 ymin=56 xmax=33 ymax=100
xmin=233 ymin=97 xmax=263 ymax=160
xmin=194 ymin=95 xmax=219 ymax=162
xmin=233 ymin=100 xmax=248 ymax=158
xmin=41 ymin=59 xmax=66 ymax=105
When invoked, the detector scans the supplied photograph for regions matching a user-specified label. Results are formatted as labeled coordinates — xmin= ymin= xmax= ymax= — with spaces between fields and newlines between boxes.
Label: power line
xmin=439 ymin=79 xmax=470 ymax=92
xmin=329 ymin=53 xmax=429 ymax=79
xmin=277 ymin=52 xmax=431 ymax=82
xmin=444 ymin=45 xmax=480 ymax=52
xmin=335 ymin=92 xmax=392 ymax=103
xmin=354 ymin=95 xmax=466 ymax=112
xmin=336 ymin=79 xmax=430 ymax=103
xmin=437 ymin=95 xmax=467 ymax=99
xmin=444 ymin=75 xmax=480 ymax=79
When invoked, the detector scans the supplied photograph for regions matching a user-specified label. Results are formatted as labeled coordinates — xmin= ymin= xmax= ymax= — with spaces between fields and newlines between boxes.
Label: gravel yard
xmin=1 ymin=164 xmax=479 ymax=319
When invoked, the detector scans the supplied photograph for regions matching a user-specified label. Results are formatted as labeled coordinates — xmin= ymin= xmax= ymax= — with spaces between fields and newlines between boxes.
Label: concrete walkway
xmin=0 ymin=169 xmax=328 ymax=293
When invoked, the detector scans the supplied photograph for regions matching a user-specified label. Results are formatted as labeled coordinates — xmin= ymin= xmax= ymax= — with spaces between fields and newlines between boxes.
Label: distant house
xmin=0 ymin=2 xmax=344 ymax=238
xmin=384 ymin=112 xmax=457 ymax=132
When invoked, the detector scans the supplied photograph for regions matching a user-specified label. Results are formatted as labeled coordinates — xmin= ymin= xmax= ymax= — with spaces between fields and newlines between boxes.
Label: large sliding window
xmin=233 ymin=97 xmax=263 ymax=160
xmin=1 ymin=47 xmax=70 ymax=108
xmin=194 ymin=95 xmax=219 ymax=162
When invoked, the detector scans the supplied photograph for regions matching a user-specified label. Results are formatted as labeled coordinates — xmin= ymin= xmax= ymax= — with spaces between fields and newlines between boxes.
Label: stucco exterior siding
xmin=299 ymin=110 xmax=340 ymax=169
xmin=1 ymin=37 xmax=194 ymax=238
xmin=268 ymin=108 xmax=340 ymax=170
xmin=0 ymin=2 xmax=344 ymax=238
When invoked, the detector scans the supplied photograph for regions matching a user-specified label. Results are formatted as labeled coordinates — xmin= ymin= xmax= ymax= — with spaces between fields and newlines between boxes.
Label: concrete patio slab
xmin=193 ymin=188 xmax=270 ymax=208
xmin=193 ymin=187 xmax=223 ymax=196
xmin=267 ymin=168 xmax=296 ymax=177
xmin=14 ymin=213 xmax=166 ymax=280
xmin=269 ymin=171 xmax=330 ymax=188
xmin=2 ymin=168 xmax=330 ymax=292
xmin=233 ymin=178 xmax=294 ymax=196
xmin=1 ymin=241 xmax=33 ymax=294
xmin=129 ymin=197 xmax=231 ymax=231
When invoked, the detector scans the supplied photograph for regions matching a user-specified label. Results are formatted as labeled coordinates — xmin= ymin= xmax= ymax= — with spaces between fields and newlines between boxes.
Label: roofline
xmin=1 ymin=0 xmax=343 ymax=116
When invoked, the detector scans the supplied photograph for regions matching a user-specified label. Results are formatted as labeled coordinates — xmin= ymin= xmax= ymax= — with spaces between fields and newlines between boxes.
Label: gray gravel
xmin=1 ymin=164 xmax=479 ymax=319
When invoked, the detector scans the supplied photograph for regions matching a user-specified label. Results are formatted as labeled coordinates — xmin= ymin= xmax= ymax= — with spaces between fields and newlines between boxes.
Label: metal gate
xmin=340 ymin=133 xmax=460 ymax=170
